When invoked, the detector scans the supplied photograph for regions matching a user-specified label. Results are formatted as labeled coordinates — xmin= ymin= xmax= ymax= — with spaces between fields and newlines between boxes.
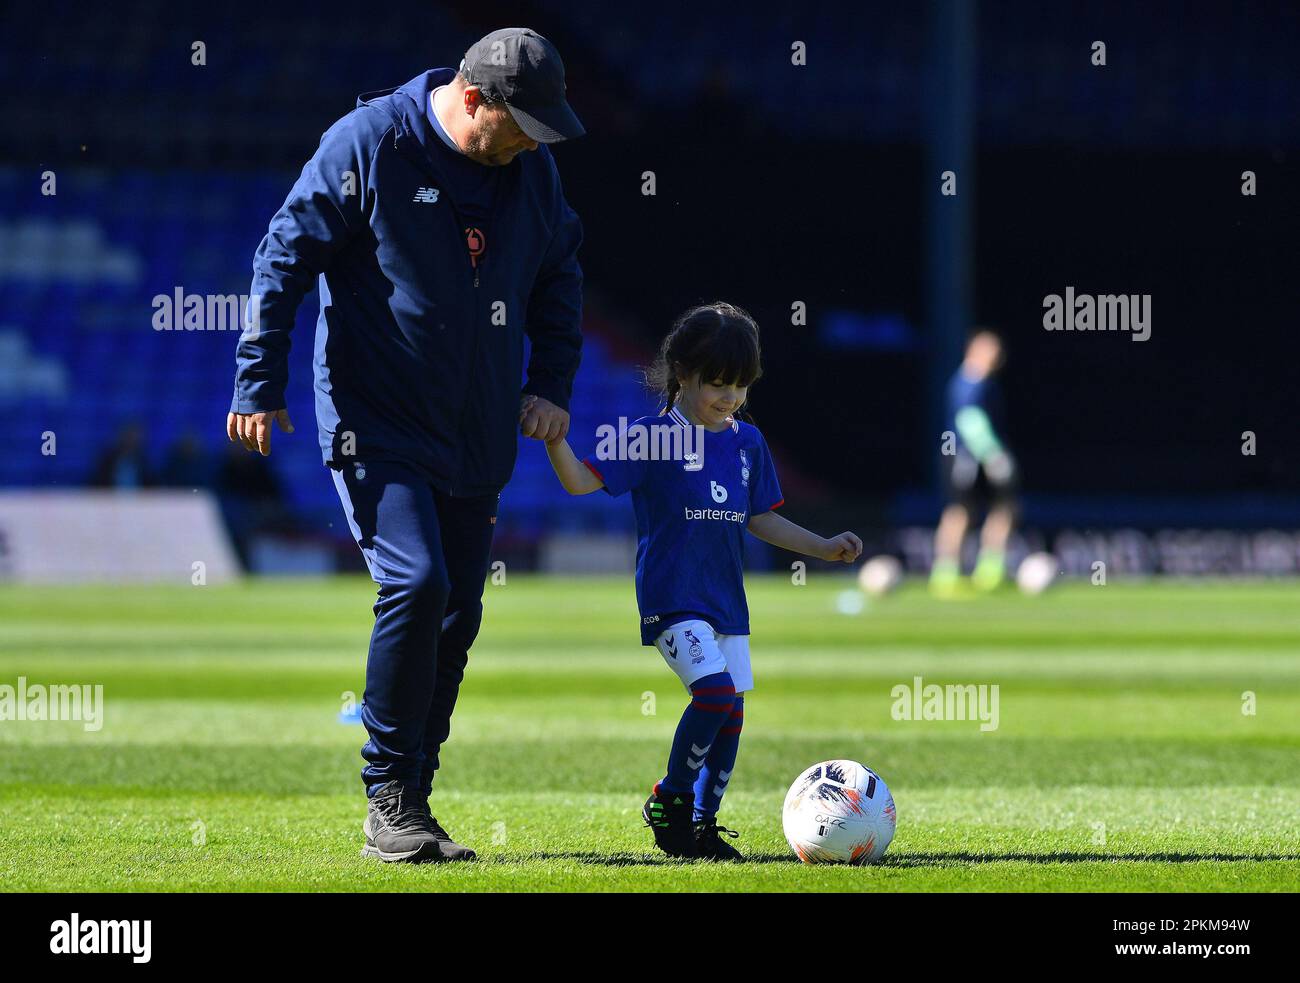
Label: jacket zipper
xmin=391 ymin=127 xmax=486 ymax=496
xmin=452 ymin=225 xmax=484 ymax=495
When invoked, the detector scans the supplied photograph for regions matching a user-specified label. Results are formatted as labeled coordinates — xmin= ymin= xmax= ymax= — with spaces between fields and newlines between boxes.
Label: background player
xmin=931 ymin=329 xmax=1018 ymax=596
xmin=538 ymin=302 xmax=862 ymax=860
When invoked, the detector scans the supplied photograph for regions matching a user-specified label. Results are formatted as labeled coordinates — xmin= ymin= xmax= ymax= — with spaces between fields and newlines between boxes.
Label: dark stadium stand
xmin=0 ymin=165 xmax=659 ymax=548
xmin=1 ymin=0 xmax=1296 ymax=564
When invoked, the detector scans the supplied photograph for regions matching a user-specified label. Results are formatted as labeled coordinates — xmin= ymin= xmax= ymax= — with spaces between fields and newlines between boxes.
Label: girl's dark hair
xmin=644 ymin=301 xmax=763 ymax=417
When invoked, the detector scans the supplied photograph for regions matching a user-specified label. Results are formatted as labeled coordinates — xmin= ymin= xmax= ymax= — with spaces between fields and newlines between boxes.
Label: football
xmin=782 ymin=759 xmax=897 ymax=864
xmin=857 ymin=554 xmax=904 ymax=596
xmin=1016 ymin=551 xmax=1060 ymax=595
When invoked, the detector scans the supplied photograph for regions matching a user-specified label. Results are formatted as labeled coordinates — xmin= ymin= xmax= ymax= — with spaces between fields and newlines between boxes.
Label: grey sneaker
xmin=360 ymin=781 xmax=445 ymax=863
xmin=410 ymin=790 xmax=476 ymax=861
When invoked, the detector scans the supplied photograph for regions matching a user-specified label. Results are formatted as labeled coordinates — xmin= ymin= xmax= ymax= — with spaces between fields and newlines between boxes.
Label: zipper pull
xmin=465 ymin=226 xmax=485 ymax=288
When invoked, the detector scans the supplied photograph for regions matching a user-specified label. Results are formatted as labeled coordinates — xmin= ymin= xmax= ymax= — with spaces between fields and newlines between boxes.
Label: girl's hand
xmin=821 ymin=532 xmax=863 ymax=563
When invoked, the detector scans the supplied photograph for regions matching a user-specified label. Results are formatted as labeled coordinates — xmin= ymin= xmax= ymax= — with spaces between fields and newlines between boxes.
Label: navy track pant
xmin=331 ymin=459 xmax=498 ymax=796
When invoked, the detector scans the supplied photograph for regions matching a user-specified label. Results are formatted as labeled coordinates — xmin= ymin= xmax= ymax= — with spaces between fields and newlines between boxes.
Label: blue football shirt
xmin=583 ymin=407 xmax=784 ymax=645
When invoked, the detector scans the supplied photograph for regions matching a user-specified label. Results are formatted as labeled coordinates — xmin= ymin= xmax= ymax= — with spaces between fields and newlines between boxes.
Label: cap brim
xmin=506 ymin=99 xmax=586 ymax=143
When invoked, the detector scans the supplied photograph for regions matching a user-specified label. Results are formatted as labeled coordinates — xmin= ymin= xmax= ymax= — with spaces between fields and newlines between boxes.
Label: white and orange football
xmin=782 ymin=759 xmax=897 ymax=865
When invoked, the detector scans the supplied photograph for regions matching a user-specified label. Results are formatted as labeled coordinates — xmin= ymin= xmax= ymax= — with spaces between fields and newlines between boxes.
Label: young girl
xmin=541 ymin=302 xmax=862 ymax=860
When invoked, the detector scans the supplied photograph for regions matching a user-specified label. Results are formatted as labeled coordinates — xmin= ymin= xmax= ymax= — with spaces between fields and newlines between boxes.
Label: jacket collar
xmin=357 ymin=68 xmax=456 ymax=159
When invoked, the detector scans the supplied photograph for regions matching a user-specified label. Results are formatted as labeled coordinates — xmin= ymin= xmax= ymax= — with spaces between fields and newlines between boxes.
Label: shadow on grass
xmin=518 ymin=849 xmax=1300 ymax=868
xmin=521 ymin=851 xmax=798 ymax=866
xmin=878 ymin=851 xmax=1300 ymax=867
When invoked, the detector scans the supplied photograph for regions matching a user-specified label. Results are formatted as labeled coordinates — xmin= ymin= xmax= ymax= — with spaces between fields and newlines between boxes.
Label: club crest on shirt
xmin=739 ymin=448 xmax=750 ymax=486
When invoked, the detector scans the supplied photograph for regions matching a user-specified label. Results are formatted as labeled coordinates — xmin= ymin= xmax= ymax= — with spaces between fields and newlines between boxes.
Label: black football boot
xmin=694 ymin=816 xmax=744 ymax=861
xmin=642 ymin=786 xmax=698 ymax=859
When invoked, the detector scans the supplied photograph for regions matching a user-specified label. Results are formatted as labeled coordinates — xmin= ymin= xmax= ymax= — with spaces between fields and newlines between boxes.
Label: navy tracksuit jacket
xmin=232 ymin=69 xmax=583 ymax=795
xmin=232 ymin=67 xmax=583 ymax=495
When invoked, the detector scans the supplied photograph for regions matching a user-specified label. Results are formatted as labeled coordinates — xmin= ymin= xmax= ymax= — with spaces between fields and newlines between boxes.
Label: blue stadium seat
xmin=0 ymin=166 xmax=659 ymax=533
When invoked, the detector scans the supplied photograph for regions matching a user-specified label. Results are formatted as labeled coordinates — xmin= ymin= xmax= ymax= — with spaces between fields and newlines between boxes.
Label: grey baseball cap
xmin=460 ymin=28 xmax=585 ymax=143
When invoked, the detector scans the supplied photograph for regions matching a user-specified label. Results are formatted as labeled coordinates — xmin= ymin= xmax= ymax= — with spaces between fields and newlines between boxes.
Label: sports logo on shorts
xmin=413 ymin=187 xmax=441 ymax=203
xmin=684 ymin=629 xmax=704 ymax=663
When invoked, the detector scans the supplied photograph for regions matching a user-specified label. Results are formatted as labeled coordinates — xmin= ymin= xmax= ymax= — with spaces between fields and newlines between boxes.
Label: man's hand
xmin=519 ymin=395 xmax=569 ymax=444
xmin=227 ymin=408 xmax=294 ymax=456
xmin=820 ymin=532 xmax=864 ymax=563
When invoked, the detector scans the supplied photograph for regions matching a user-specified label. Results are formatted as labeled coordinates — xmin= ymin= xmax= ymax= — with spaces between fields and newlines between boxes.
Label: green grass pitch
xmin=1 ymin=575 xmax=1297 ymax=892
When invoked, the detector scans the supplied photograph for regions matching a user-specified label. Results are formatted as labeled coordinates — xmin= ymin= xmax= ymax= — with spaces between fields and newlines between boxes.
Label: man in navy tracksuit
xmin=227 ymin=28 xmax=584 ymax=862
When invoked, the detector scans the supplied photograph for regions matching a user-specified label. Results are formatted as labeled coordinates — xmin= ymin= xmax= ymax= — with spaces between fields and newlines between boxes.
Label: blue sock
xmin=694 ymin=694 xmax=743 ymax=819
xmin=657 ymin=673 xmax=736 ymax=796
